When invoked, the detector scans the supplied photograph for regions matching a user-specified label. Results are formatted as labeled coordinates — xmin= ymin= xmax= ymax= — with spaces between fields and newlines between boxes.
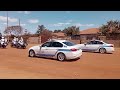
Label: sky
xmin=0 ymin=11 xmax=120 ymax=34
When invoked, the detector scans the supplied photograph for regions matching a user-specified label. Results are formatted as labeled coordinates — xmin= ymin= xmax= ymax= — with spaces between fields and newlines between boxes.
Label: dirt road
xmin=0 ymin=44 xmax=120 ymax=79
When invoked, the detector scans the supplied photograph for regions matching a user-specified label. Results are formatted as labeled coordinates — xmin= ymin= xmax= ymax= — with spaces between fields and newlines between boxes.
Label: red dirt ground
xmin=0 ymin=44 xmax=120 ymax=79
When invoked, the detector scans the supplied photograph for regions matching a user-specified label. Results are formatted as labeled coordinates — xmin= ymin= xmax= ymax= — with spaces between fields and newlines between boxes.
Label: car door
xmin=86 ymin=41 xmax=102 ymax=51
xmin=39 ymin=42 xmax=63 ymax=57
xmin=39 ymin=42 xmax=53 ymax=57
xmin=82 ymin=41 xmax=92 ymax=51
xmin=45 ymin=42 xmax=63 ymax=57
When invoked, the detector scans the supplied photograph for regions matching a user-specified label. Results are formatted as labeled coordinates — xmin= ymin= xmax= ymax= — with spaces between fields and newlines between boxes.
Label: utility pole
xmin=19 ymin=18 xmax=20 ymax=26
xmin=79 ymin=27 xmax=81 ymax=44
xmin=7 ymin=11 xmax=8 ymax=27
xmin=19 ymin=18 xmax=22 ymax=36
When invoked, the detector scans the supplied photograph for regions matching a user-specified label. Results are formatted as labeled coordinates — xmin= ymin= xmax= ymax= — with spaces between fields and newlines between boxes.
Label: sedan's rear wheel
xmin=29 ymin=50 xmax=35 ymax=57
xmin=99 ymin=48 xmax=106 ymax=54
xmin=57 ymin=53 xmax=66 ymax=61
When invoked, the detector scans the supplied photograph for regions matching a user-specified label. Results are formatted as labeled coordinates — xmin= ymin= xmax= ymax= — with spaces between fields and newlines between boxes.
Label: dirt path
xmin=0 ymin=44 xmax=120 ymax=79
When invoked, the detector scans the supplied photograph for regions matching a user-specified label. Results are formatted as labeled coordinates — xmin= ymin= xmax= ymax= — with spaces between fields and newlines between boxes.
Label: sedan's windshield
xmin=63 ymin=41 xmax=76 ymax=46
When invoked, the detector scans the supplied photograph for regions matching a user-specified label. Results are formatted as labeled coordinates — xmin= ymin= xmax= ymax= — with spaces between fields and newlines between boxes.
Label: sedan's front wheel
xmin=57 ymin=53 xmax=66 ymax=61
xmin=29 ymin=50 xmax=35 ymax=57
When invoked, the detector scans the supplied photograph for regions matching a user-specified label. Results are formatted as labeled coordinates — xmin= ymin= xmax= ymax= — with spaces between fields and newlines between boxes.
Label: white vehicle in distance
xmin=28 ymin=39 xmax=82 ymax=61
xmin=79 ymin=40 xmax=114 ymax=54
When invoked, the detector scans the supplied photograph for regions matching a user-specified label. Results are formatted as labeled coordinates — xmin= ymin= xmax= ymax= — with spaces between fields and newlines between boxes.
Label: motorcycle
xmin=11 ymin=41 xmax=18 ymax=48
xmin=0 ymin=40 xmax=8 ymax=48
xmin=16 ymin=41 xmax=28 ymax=49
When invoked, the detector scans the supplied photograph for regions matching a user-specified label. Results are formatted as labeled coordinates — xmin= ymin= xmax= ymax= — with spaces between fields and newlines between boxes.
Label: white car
xmin=79 ymin=40 xmax=114 ymax=53
xmin=28 ymin=39 xmax=82 ymax=61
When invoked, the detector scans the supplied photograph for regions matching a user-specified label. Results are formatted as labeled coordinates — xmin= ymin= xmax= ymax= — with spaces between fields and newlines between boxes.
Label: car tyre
xmin=29 ymin=50 xmax=35 ymax=57
xmin=57 ymin=53 xmax=66 ymax=61
xmin=99 ymin=48 xmax=106 ymax=54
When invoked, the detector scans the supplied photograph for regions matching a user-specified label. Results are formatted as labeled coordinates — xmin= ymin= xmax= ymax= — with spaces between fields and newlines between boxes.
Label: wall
xmin=69 ymin=40 xmax=81 ymax=44
xmin=103 ymin=40 xmax=120 ymax=47
xmin=70 ymin=39 xmax=120 ymax=47
xmin=27 ymin=36 xmax=120 ymax=47
xmin=28 ymin=37 xmax=40 ymax=44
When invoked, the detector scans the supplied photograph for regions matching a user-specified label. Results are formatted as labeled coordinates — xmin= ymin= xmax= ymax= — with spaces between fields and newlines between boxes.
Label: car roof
xmin=90 ymin=40 xmax=103 ymax=42
xmin=48 ymin=39 xmax=68 ymax=43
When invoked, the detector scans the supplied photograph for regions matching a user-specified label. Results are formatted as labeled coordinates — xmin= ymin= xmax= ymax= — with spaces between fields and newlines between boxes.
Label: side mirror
xmin=84 ymin=43 xmax=87 ymax=46
xmin=40 ymin=45 xmax=42 ymax=49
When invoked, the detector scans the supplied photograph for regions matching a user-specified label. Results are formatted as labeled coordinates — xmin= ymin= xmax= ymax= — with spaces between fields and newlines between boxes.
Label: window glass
xmin=42 ymin=42 xmax=52 ymax=47
xmin=63 ymin=41 xmax=76 ymax=46
xmin=97 ymin=41 xmax=103 ymax=44
xmin=87 ymin=41 xmax=92 ymax=44
xmin=51 ymin=42 xmax=63 ymax=47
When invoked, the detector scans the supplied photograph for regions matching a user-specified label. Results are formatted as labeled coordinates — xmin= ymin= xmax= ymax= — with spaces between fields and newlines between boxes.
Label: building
xmin=52 ymin=32 xmax=66 ymax=39
xmin=80 ymin=28 xmax=99 ymax=40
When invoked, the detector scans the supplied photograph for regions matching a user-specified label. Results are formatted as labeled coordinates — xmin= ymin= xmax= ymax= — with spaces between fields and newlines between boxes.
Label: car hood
xmin=29 ymin=45 xmax=41 ymax=50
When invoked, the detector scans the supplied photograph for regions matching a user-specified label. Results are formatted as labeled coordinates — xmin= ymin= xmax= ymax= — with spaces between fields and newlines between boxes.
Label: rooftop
xmin=80 ymin=28 xmax=99 ymax=34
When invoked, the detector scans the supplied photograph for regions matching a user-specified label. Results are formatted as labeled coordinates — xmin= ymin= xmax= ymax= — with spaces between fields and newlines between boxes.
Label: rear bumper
xmin=105 ymin=47 xmax=115 ymax=53
xmin=66 ymin=50 xmax=82 ymax=60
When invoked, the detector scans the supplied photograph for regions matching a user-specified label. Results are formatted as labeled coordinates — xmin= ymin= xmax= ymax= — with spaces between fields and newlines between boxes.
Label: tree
xmin=36 ymin=25 xmax=45 ymax=35
xmin=40 ymin=29 xmax=52 ymax=43
xmin=54 ymin=29 xmax=61 ymax=33
xmin=4 ymin=25 xmax=23 ymax=36
xmin=99 ymin=20 xmax=120 ymax=35
xmin=63 ymin=26 xmax=80 ymax=36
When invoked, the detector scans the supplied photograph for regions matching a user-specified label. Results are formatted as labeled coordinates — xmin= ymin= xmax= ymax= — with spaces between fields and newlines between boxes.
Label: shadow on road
xmin=29 ymin=56 xmax=80 ymax=62
xmin=83 ymin=51 xmax=113 ymax=54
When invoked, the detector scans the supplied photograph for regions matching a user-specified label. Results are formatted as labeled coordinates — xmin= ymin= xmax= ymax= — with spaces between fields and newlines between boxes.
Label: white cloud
xmin=24 ymin=11 xmax=31 ymax=14
xmin=51 ymin=22 xmax=71 ymax=27
xmin=21 ymin=23 xmax=26 ymax=26
xmin=75 ymin=23 xmax=95 ymax=27
xmin=17 ymin=11 xmax=31 ymax=14
xmin=9 ymin=18 xmax=18 ymax=22
xmin=0 ymin=16 xmax=18 ymax=22
xmin=3 ymin=23 xmax=7 ymax=25
xmin=28 ymin=19 xmax=39 ymax=23
xmin=66 ymin=11 xmax=71 ymax=13
xmin=67 ymin=20 xmax=73 ymax=23
xmin=17 ymin=11 xmax=23 ymax=13
xmin=65 ymin=23 xmax=71 ymax=25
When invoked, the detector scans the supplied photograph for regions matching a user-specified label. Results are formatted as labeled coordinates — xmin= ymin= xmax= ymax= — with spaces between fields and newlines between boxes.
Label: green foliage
xmin=36 ymin=25 xmax=45 ymax=35
xmin=54 ymin=30 xmax=62 ymax=33
xmin=63 ymin=26 xmax=80 ymax=36
xmin=99 ymin=20 xmax=120 ymax=35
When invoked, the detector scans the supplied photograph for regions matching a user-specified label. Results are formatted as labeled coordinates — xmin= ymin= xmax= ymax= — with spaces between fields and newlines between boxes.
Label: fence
xmin=28 ymin=37 xmax=40 ymax=44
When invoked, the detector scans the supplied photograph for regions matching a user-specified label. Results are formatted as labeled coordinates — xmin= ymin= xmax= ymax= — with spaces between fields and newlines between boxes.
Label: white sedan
xmin=79 ymin=40 xmax=114 ymax=53
xmin=28 ymin=39 xmax=82 ymax=61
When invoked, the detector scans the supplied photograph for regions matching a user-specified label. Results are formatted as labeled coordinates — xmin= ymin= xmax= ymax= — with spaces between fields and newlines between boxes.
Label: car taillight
xmin=110 ymin=44 xmax=114 ymax=47
xmin=71 ymin=48 xmax=77 ymax=51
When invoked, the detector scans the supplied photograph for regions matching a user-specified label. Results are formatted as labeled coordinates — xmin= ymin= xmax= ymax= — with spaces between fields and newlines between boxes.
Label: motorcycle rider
xmin=12 ymin=37 xmax=18 ymax=45
xmin=0 ymin=36 xmax=7 ymax=48
xmin=18 ymin=37 xmax=23 ymax=45
xmin=17 ymin=37 xmax=27 ymax=49
xmin=1 ymin=37 xmax=5 ymax=42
